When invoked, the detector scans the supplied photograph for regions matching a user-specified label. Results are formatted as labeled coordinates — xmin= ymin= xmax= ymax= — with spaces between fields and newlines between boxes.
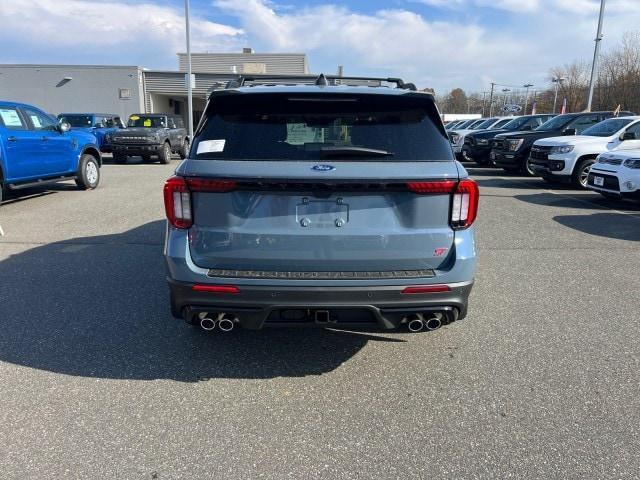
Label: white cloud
xmin=0 ymin=0 xmax=243 ymax=65
xmin=213 ymin=0 xmax=640 ymax=93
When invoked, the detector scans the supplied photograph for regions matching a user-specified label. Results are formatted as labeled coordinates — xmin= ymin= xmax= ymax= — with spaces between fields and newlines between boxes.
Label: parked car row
xmin=1 ymin=101 xmax=190 ymax=204
xmin=448 ymin=109 xmax=640 ymax=200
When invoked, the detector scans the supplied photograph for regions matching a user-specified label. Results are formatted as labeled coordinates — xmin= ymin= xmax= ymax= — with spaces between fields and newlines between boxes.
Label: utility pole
xmin=481 ymin=91 xmax=487 ymax=117
xmin=488 ymin=82 xmax=495 ymax=117
xmin=184 ymin=0 xmax=194 ymax=142
xmin=587 ymin=0 xmax=606 ymax=111
xmin=523 ymin=83 xmax=533 ymax=115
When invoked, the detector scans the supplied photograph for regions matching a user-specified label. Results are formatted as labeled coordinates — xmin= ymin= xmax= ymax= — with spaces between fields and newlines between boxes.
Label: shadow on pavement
xmin=516 ymin=192 xmax=640 ymax=212
xmin=0 ymin=221 xmax=404 ymax=382
xmin=553 ymin=212 xmax=640 ymax=241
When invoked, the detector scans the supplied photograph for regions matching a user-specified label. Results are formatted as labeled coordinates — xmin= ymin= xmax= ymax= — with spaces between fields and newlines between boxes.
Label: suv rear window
xmin=193 ymin=92 xmax=453 ymax=161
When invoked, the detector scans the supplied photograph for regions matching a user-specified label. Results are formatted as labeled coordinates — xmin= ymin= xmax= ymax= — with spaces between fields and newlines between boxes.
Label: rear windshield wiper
xmin=320 ymin=146 xmax=394 ymax=158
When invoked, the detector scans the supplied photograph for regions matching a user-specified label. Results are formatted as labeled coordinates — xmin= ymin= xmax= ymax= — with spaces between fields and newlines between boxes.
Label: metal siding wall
xmin=0 ymin=65 xmax=142 ymax=119
xmin=177 ymin=54 xmax=308 ymax=75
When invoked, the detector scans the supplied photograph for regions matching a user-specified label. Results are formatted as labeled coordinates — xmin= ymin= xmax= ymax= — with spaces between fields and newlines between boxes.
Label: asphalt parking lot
xmin=1 ymin=158 xmax=639 ymax=479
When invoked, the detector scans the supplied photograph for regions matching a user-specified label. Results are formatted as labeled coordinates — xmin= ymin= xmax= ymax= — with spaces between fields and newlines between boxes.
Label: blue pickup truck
xmin=57 ymin=113 xmax=124 ymax=152
xmin=0 ymin=101 xmax=102 ymax=204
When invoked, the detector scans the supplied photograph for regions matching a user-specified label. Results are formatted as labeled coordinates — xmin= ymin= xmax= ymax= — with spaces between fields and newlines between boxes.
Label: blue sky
xmin=1 ymin=0 xmax=638 ymax=93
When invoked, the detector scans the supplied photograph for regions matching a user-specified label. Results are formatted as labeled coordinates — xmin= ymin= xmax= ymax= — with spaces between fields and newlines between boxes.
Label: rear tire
xmin=75 ymin=154 xmax=100 ymax=190
xmin=113 ymin=153 xmax=127 ymax=164
xmin=179 ymin=139 xmax=190 ymax=159
xmin=572 ymin=158 xmax=595 ymax=189
xmin=158 ymin=142 xmax=172 ymax=164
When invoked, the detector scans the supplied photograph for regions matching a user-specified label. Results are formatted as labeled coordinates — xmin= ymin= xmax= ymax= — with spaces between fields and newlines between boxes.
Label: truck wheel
xmin=461 ymin=145 xmax=473 ymax=163
xmin=522 ymin=157 xmax=536 ymax=176
xmin=158 ymin=142 xmax=172 ymax=164
xmin=572 ymin=158 xmax=595 ymax=189
xmin=75 ymin=154 xmax=100 ymax=190
xmin=179 ymin=139 xmax=190 ymax=159
xmin=113 ymin=153 xmax=127 ymax=164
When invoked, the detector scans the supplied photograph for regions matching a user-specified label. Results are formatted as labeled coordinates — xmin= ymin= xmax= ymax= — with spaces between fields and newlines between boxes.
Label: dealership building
xmin=0 ymin=49 xmax=310 ymax=125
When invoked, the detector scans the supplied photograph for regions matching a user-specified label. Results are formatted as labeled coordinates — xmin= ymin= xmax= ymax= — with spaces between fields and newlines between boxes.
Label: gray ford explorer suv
xmin=164 ymin=75 xmax=478 ymax=333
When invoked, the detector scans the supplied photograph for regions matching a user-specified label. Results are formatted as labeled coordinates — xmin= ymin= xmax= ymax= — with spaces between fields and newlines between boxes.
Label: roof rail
xmin=224 ymin=73 xmax=417 ymax=91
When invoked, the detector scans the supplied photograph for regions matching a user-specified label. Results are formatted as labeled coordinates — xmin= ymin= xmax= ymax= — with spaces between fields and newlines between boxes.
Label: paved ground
xmin=1 ymin=158 xmax=639 ymax=479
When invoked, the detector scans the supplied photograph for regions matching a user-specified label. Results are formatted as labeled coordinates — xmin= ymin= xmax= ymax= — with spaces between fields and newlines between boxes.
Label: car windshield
xmin=60 ymin=115 xmax=94 ymax=128
xmin=581 ymin=118 xmax=634 ymax=137
xmin=128 ymin=115 xmax=166 ymax=128
xmin=535 ymin=114 xmax=574 ymax=131
xmin=474 ymin=118 xmax=498 ymax=129
xmin=501 ymin=117 xmax=530 ymax=130
xmin=454 ymin=120 xmax=472 ymax=129
xmin=194 ymin=93 xmax=454 ymax=162
xmin=493 ymin=118 xmax=512 ymax=128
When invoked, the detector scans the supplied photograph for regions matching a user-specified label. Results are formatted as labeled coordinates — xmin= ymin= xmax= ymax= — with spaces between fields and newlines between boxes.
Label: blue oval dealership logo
xmin=312 ymin=164 xmax=336 ymax=172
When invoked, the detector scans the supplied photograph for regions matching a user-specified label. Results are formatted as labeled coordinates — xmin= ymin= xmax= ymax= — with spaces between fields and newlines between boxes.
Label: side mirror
xmin=621 ymin=132 xmax=637 ymax=141
xmin=58 ymin=120 xmax=71 ymax=133
xmin=563 ymin=128 xmax=577 ymax=136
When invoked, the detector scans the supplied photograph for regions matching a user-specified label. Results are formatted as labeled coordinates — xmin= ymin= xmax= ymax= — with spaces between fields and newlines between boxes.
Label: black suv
xmin=110 ymin=114 xmax=190 ymax=164
xmin=491 ymin=111 xmax=634 ymax=175
xmin=463 ymin=114 xmax=555 ymax=166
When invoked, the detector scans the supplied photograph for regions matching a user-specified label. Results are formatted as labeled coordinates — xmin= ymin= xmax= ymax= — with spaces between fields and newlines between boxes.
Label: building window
xmin=119 ymin=88 xmax=132 ymax=99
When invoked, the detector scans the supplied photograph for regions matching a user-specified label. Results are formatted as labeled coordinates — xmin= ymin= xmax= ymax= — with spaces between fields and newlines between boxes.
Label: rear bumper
xmin=168 ymin=278 xmax=473 ymax=329
xmin=112 ymin=144 xmax=162 ymax=155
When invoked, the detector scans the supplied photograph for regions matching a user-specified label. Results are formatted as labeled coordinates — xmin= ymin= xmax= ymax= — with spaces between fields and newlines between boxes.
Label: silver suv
xmin=163 ymin=75 xmax=478 ymax=333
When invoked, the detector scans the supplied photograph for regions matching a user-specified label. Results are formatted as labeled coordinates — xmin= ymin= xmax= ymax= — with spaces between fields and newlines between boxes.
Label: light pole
xmin=488 ymin=82 xmax=495 ymax=117
xmin=587 ymin=0 xmax=606 ymax=111
xmin=184 ymin=0 xmax=194 ymax=142
xmin=523 ymin=83 xmax=533 ymax=115
xmin=502 ymin=88 xmax=511 ymax=112
xmin=552 ymin=77 xmax=565 ymax=113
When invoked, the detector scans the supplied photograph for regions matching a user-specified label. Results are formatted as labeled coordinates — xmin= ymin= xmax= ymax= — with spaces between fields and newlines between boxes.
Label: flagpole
xmin=587 ymin=0 xmax=606 ymax=112
xmin=185 ymin=0 xmax=194 ymax=142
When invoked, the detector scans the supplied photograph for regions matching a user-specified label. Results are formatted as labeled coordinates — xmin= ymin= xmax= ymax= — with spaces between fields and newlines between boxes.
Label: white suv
xmin=587 ymin=150 xmax=640 ymax=201
xmin=529 ymin=116 xmax=640 ymax=188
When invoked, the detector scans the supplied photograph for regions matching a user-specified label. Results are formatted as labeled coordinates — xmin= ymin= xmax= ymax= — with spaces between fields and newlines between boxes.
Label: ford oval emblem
xmin=312 ymin=164 xmax=336 ymax=172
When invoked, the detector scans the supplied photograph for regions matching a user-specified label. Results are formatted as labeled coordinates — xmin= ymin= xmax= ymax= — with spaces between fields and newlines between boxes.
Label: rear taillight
xmin=451 ymin=179 xmax=479 ymax=230
xmin=186 ymin=178 xmax=237 ymax=192
xmin=164 ymin=176 xmax=192 ymax=229
xmin=164 ymin=177 xmax=238 ymax=229
xmin=406 ymin=179 xmax=479 ymax=230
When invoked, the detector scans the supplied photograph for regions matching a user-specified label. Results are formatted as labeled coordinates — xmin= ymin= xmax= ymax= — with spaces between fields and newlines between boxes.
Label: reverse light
xmin=451 ymin=179 xmax=479 ymax=229
xmin=164 ymin=176 xmax=192 ymax=229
